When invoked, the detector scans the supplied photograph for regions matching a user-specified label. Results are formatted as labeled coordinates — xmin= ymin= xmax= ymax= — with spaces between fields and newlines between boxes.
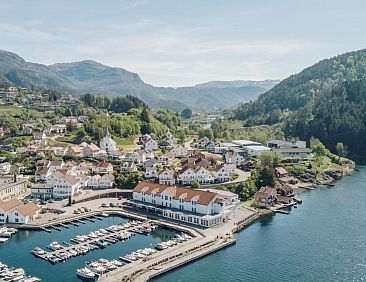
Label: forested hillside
xmin=231 ymin=49 xmax=366 ymax=158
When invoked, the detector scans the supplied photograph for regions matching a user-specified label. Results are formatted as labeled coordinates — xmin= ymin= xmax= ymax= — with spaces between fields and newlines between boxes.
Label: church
xmin=100 ymin=128 xmax=116 ymax=152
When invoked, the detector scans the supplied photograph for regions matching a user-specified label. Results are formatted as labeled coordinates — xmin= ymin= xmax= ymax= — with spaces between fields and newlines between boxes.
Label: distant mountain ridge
xmin=0 ymin=50 xmax=278 ymax=111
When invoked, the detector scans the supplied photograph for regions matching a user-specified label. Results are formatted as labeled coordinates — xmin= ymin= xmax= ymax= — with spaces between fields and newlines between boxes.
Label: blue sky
xmin=0 ymin=0 xmax=365 ymax=86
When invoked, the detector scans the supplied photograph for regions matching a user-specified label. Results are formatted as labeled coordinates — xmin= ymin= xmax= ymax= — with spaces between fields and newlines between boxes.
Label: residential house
xmin=99 ymin=174 xmax=115 ymax=188
xmin=276 ymin=185 xmax=294 ymax=196
xmin=120 ymin=162 xmax=137 ymax=174
xmin=144 ymin=166 xmax=157 ymax=179
xmin=144 ymin=138 xmax=159 ymax=151
xmin=35 ymin=167 xmax=51 ymax=182
xmin=254 ymin=187 xmax=277 ymax=208
xmin=53 ymin=175 xmax=81 ymax=199
xmin=157 ymin=151 xmax=175 ymax=165
xmin=83 ymin=143 xmax=100 ymax=158
xmin=0 ymin=198 xmax=21 ymax=224
xmin=225 ymin=151 xmax=245 ymax=165
xmin=8 ymin=202 xmax=40 ymax=224
xmin=275 ymin=167 xmax=288 ymax=178
xmin=88 ymin=175 xmax=101 ymax=189
xmin=215 ymin=164 xmax=236 ymax=182
xmin=158 ymin=169 xmax=176 ymax=185
xmin=128 ymin=150 xmax=146 ymax=164
xmin=171 ymin=145 xmax=188 ymax=158
xmin=92 ymin=161 xmax=113 ymax=175
xmin=67 ymin=145 xmax=83 ymax=158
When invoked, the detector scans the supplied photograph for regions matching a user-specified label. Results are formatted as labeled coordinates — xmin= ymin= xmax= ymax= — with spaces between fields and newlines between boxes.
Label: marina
xmin=31 ymin=220 xmax=158 ymax=264
xmin=0 ymin=215 xmax=177 ymax=282
xmin=0 ymin=261 xmax=40 ymax=282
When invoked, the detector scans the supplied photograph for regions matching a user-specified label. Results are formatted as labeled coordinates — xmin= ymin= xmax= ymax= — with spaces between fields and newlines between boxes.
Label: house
xmin=205 ymin=142 xmax=216 ymax=152
xmin=8 ymin=202 xmax=40 ymax=224
xmin=171 ymin=145 xmax=188 ymax=158
xmin=88 ymin=174 xmax=114 ymax=189
xmin=76 ymin=174 xmax=89 ymax=188
xmin=177 ymin=165 xmax=215 ymax=185
xmin=92 ymin=161 xmax=113 ymax=174
xmin=276 ymin=185 xmax=294 ymax=196
xmin=48 ymin=160 xmax=64 ymax=173
xmin=0 ymin=198 xmax=21 ymax=224
xmin=254 ymin=187 xmax=277 ymax=208
xmin=88 ymin=175 xmax=101 ymax=189
xmin=53 ymin=146 xmax=68 ymax=157
xmin=196 ymin=137 xmax=210 ymax=148
xmin=144 ymin=138 xmax=159 ymax=151
xmin=46 ymin=171 xmax=65 ymax=185
xmin=129 ymin=182 xmax=237 ymax=227
xmin=225 ymin=151 xmax=245 ymax=165
xmin=67 ymin=145 xmax=83 ymax=157
xmin=53 ymin=175 xmax=81 ymax=199
xmin=35 ymin=167 xmax=51 ymax=181
xmin=158 ymin=169 xmax=176 ymax=185
xmin=272 ymin=148 xmax=312 ymax=159
xmin=120 ymin=162 xmax=137 ymax=174
xmin=100 ymin=128 xmax=116 ymax=152
xmin=143 ymin=159 xmax=160 ymax=168
xmin=0 ymin=162 xmax=11 ymax=175
xmin=215 ymin=164 xmax=236 ymax=182
xmin=128 ymin=150 xmax=146 ymax=164
xmin=144 ymin=166 xmax=157 ymax=179
xmin=83 ymin=143 xmax=100 ymax=158
xmin=99 ymin=174 xmax=115 ymax=188
xmin=275 ymin=167 xmax=288 ymax=178
xmin=0 ymin=178 xmax=28 ymax=201
xmin=30 ymin=184 xmax=53 ymax=200
xmin=157 ymin=151 xmax=175 ymax=165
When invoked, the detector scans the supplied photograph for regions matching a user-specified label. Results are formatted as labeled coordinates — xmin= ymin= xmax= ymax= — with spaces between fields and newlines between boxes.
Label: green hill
xmin=232 ymin=49 xmax=366 ymax=158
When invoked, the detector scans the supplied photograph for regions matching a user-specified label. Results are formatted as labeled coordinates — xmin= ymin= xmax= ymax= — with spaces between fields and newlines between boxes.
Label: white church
xmin=100 ymin=128 xmax=116 ymax=152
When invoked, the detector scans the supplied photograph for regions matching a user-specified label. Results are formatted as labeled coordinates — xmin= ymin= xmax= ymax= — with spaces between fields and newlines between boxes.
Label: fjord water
xmin=0 ymin=216 xmax=175 ymax=281
xmin=156 ymin=166 xmax=366 ymax=282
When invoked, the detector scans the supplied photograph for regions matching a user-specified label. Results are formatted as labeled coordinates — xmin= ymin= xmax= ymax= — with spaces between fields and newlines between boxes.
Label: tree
xmin=140 ymin=107 xmax=150 ymax=123
xmin=198 ymin=128 xmax=214 ymax=140
xmin=181 ymin=108 xmax=193 ymax=119
xmin=336 ymin=142 xmax=345 ymax=160
xmin=178 ymin=130 xmax=186 ymax=144
xmin=191 ymin=181 xmax=200 ymax=189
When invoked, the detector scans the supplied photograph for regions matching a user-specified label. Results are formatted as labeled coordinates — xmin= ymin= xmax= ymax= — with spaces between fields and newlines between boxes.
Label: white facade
xmin=178 ymin=167 xmax=215 ymax=185
xmin=245 ymin=145 xmax=271 ymax=157
xmin=144 ymin=139 xmax=158 ymax=151
xmin=131 ymin=182 xmax=237 ymax=227
xmin=171 ymin=145 xmax=188 ymax=158
xmin=159 ymin=169 xmax=175 ymax=185
xmin=144 ymin=167 xmax=157 ymax=179
xmin=53 ymin=176 xmax=80 ymax=199
xmin=100 ymin=129 xmax=116 ymax=152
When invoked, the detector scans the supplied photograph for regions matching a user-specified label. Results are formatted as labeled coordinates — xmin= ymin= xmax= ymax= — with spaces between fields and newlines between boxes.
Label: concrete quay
xmin=99 ymin=205 xmax=259 ymax=282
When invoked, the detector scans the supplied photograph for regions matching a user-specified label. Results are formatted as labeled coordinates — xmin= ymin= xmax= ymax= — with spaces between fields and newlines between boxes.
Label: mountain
xmin=233 ymin=49 xmax=366 ymax=122
xmin=0 ymin=50 xmax=275 ymax=110
xmin=232 ymin=48 xmax=366 ymax=158
xmin=194 ymin=79 xmax=280 ymax=89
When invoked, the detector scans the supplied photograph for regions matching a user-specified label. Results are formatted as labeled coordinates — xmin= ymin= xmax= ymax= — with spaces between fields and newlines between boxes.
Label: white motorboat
xmin=48 ymin=241 xmax=62 ymax=251
xmin=76 ymin=267 xmax=96 ymax=280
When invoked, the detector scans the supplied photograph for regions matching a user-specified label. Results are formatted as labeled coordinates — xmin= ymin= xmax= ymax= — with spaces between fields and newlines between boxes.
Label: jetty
xmin=32 ymin=221 xmax=155 ymax=264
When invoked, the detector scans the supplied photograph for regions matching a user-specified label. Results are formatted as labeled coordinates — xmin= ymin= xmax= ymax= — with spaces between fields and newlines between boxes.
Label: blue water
xmin=0 ymin=216 xmax=175 ymax=281
xmin=156 ymin=167 xmax=366 ymax=282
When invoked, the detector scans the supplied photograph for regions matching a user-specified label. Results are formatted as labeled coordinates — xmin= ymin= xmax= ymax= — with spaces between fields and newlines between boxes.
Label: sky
xmin=0 ymin=0 xmax=366 ymax=87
